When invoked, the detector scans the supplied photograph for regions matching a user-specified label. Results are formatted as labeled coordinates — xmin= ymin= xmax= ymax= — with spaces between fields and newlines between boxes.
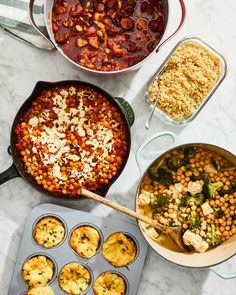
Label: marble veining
xmin=1 ymin=0 xmax=236 ymax=294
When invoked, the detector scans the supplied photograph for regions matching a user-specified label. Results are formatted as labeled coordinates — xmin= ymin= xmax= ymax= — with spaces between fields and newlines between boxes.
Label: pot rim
xmin=135 ymin=142 xmax=236 ymax=268
xmin=43 ymin=0 xmax=171 ymax=75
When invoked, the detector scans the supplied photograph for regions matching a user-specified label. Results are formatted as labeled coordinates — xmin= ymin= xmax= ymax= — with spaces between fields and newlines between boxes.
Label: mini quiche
xmin=34 ymin=216 xmax=65 ymax=248
xmin=70 ymin=226 xmax=100 ymax=259
xmin=93 ymin=272 xmax=126 ymax=295
xmin=27 ymin=285 xmax=54 ymax=295
xmin=59 ymin=263 xmax=91 ymax=295
xmin=22 ymin=255 xmax=54 ymax=287
xmin=102 ymin=233 xmax=137 ymax=267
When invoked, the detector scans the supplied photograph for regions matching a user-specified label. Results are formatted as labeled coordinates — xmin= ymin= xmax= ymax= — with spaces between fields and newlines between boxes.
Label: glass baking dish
xmin=145 ymin=36 xmax=228 ymax=127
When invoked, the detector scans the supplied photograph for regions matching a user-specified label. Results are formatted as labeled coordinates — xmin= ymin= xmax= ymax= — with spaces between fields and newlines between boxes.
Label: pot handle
xmin=0 ymin=163 xmax=21 ymax=186
xmin=210 ymin=266 xmax=236 ymax=280
xmin=28 ymin=0 xmax=56 ymax=51
xmin=156 ymin=0 xmax=186 ymax=52
xmin=135 ymin=131 xmax=182 ymax=174
xmin=114 ymin=97 xmax=135 ymax=127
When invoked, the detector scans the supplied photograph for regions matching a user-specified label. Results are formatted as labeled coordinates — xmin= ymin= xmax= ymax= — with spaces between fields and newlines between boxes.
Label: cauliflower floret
xmin=174 ymin=183 xmax=183 ymax=193
xmin=201 ymin=202 xmax=214 ymax=216
xmin=187 ymin=181 xmax=203 ymax=195
xmin=138 ymin=190 xmax=152 ymax=206
xmin=146 ymin=227 xmax=159 ymax=239
xmin=204 ymin=164 xmax=217 ymax=174
xmin=183 ymin=230 xmax=209 ymax=253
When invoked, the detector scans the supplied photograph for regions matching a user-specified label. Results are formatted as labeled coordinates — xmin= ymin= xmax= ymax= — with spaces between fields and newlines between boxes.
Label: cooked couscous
xmin=148 ymin=42 xmax=221 ymax=120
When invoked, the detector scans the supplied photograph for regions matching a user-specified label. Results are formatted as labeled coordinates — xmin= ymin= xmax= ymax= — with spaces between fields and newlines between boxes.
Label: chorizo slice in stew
xmin=120 ymin=17 xmax=134 ymax=31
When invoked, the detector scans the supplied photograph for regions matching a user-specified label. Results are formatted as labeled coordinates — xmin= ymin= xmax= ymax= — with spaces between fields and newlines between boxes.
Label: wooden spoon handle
xmin=80 ymin=188 xmax=166 ymax=231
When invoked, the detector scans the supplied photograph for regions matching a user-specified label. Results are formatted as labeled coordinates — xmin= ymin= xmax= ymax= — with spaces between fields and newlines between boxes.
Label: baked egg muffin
xmin=22 ymin=255 xmax=54 ymax=287
xmin=70 ymin=226 xmax=100 ymax=259
xmin=102 ymin=233 xmax=137 ymax=267
xmin=59 ymin=263 xmax=91 ymax=295
xmin=34 ymin=216 xmax=65 ymax=248
xmin=27 ymin=285 xmax=54 ymax=295
xmin=93 ymin=272 xmax=126 ymax=295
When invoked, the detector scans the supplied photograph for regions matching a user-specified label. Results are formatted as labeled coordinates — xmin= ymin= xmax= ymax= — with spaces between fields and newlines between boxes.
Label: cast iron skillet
xmin=0 ymin=80 xmax=134 ymax=199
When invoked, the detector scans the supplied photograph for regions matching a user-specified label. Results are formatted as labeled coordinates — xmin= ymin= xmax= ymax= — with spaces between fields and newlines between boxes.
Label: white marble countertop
xmin=1 ymin=0 xmax=236 ymax=294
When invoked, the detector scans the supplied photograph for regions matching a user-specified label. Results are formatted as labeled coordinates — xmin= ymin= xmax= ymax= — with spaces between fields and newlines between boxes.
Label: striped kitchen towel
xmin=0 ymin=0 xmax=51 ymax=49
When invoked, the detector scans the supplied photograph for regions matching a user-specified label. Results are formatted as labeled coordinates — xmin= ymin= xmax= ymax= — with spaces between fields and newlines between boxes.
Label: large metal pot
xmin=28 ymin=0 xmax=186 ymax=75
xmin=135 ymin=131 xmax=236 ymax=278
xmin=0 ymin=80 xmax=134 ymax=200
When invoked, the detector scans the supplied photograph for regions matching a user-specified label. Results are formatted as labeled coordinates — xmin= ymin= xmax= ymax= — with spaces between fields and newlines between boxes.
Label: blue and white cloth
xmin=0 ymin=0 xmax=50 ymax=49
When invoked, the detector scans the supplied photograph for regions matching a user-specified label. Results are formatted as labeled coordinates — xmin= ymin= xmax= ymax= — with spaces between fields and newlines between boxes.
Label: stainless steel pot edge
xmin=28 ymin=0 xmax=186 ymax=75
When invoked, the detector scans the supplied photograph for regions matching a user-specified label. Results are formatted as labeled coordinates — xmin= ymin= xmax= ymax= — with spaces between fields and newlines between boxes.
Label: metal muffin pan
xmin=9 ymin=203 xmax=148 ymax=295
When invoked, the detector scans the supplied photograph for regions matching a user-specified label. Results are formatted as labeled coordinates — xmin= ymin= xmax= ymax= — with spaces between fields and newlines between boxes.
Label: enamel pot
xmin=135 ymin=131 xmax=236 ymax=278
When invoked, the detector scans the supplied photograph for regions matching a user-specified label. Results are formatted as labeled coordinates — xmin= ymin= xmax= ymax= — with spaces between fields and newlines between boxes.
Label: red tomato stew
xmin=52 ymin=0 xmax=167 ymax=71
xmin=15 ymin=86 xmax=128 ymax=197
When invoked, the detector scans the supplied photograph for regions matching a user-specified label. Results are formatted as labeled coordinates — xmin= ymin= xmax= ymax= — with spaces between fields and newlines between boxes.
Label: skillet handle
xmin=0 ymin=164 xmax=20 ymax=185
xmin=210 ymin=266 xmax=236 ymax=279
xmin=28 ymin=0 xmax=56 ymax=51
xmin=114 ymin=97 xmax=135 ymax=127
xmin=156 ymin=0 xmax=186 ymax=52
xmin=135 ymin=131 xmax=182 ymax=174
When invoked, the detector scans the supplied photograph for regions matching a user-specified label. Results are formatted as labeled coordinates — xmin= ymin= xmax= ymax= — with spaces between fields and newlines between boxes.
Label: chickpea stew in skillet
xmin=52 ymin=0 xmax=167 ymax=71
xmin=137 ymin=146 xmax=236 ymax=253
xmin=15 ymin=85 xmax=128 ymax=197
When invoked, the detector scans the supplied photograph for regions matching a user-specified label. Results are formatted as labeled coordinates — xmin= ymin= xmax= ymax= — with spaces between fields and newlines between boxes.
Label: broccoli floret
xmin=221 ymin=166 xmax=236 ymax=171
xmin=211 ymin=224 xmax=222 ymax=247
xmin=148 ymin=165 xmax=174 ymax=187
xmin=210 ymin=157 xmax=218 ymax=170
xmin=179 ymin=192 xmax=205 ymax=207
xmin=184 ymin=146 xmax=196 ymax=160
xmin=190 ymin=172 xmax=209 ymax=183
xmin=179 ymin=192 xmax=190 ymax=207
xmin=203 ymin=182 xmax=223 ymax=199
xmin=232 ymin=214 xmax=236 ymax=220
xmin=188 ymin=211 xmax=200 ymax=229
xmin=188 ymin=193 xmax=205 ymax=206
xmin=150 ymin=195 xmax=169 ymax=213
xmin=186 ymin=164 xmax=200 ymax=177
xmin=218 ymin=179 xmax=236 ymax=196
xmin=166 ymin=156 xmax=182 ymax=171
xmin=169 ymin=220 xmax=180 ymax=227
xmin=214 ymin=208 xmax=224 ymax=218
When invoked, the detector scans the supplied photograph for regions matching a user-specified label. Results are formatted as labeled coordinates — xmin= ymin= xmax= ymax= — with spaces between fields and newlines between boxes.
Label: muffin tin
xmin=9 ymin=203 xmax=148 ymax=295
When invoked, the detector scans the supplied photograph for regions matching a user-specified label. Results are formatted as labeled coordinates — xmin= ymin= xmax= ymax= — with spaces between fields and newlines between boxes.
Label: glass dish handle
xmin=156 ymin=0 xmax=186 ymax=52
xmin=210 ymin=266 xmax=236 ymax=279
xmin=135 ymin=131 xmax=182 ymax=174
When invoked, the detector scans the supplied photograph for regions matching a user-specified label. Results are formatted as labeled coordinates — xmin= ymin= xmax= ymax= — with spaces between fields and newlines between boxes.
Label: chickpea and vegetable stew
xmin=52 ymin=0 xmax=167 ymax=71
xmin=137 ymin=146 xmax=236 ymax=253
xmin=14 ymin=85 xmax=128 ymax=197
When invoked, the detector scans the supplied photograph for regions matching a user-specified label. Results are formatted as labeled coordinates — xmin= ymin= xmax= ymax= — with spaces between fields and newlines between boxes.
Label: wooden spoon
xmin=79 ymin=188 xmax=186 ymax=252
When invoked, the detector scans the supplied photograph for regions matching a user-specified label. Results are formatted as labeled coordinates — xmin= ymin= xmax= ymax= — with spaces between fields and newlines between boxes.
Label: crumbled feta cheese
xmin=201 ymin=202 xmax=214 ymax=216
xmin=187 ymin=181 xmax=203 ymax=195
xmin=183 ymin=230 xmax=209 ymax=253
xmin=32 ymin=147 xmax=37 ymax=153
xmin=69 ymin=86 xmax=76 ymax=95
xmin=28 ymin=116 xmax=39 ymax=127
